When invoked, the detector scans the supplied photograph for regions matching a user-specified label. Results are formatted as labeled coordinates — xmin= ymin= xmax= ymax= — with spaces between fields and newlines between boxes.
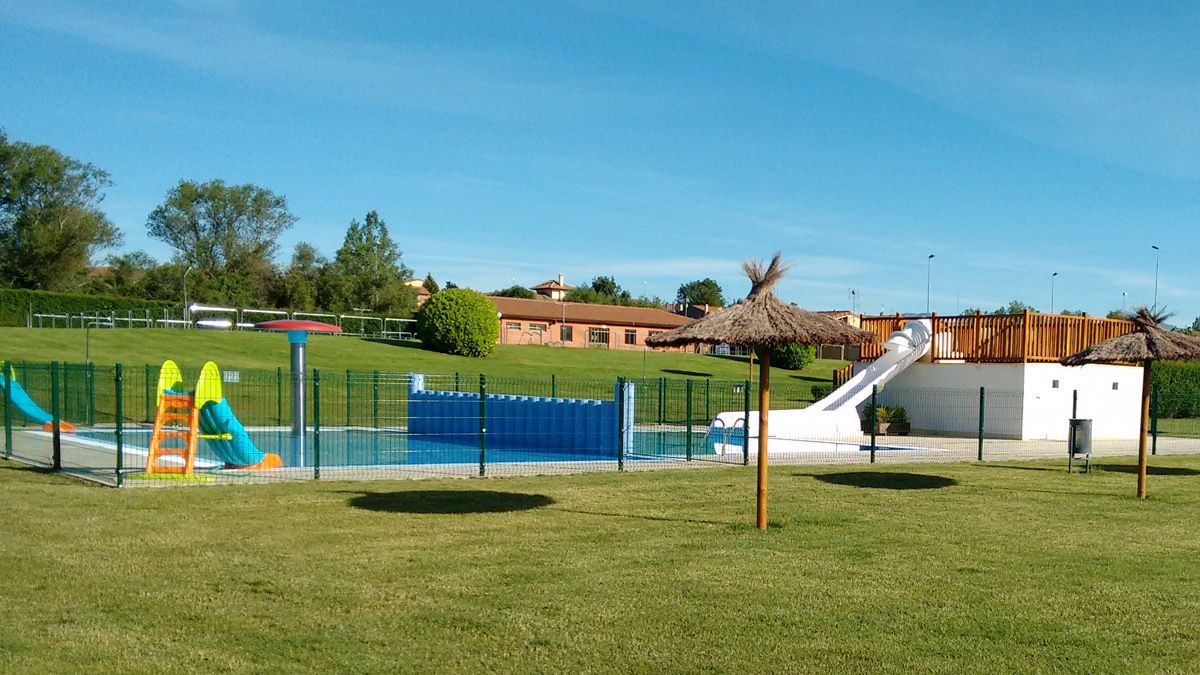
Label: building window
xmin=560 ymin=325 xmax=573 ymax=342
xmin=1112 ymin=382 xmax=1119 ymax=390
xmin=530 ymin=323 xmax=547 ymax=332
xmin=624 ymin=329 xmax=638 ymax=345
xmin=588 ymin=327 xmax=610 ymax=345
xmin=1052 ymin=380 xmax=1059 ymax=389
xmin=506 ymin=322 xmax=521 ymax=331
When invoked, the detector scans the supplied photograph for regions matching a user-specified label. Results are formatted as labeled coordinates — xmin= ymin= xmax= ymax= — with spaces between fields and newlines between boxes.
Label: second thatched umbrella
xmin=1062 ymin=307 xmax=1200 ymax=499
xmin=647 ymin=253 xmax=877 ymax=529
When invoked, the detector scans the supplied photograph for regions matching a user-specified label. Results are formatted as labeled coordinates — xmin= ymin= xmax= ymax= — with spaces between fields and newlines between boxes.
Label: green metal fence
xmin=3 ymin=360 xmax=1199 ymax=487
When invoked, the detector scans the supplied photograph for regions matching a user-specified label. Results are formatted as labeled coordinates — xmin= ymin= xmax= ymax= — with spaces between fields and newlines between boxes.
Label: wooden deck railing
xmin=858 ymin=311 xmax=1136 ymax=364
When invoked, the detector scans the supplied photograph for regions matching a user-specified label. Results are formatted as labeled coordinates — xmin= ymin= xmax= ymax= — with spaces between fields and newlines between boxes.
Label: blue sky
xmin=3 ymin=1 xmax=1198 ymax=319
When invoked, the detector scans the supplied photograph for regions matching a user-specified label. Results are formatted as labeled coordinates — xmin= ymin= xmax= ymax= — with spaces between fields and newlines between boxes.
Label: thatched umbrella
xmin=647 ymin=253 xmax=877 ymax=529
xmin=1061 ymin=307 xmax=1200 ymax=499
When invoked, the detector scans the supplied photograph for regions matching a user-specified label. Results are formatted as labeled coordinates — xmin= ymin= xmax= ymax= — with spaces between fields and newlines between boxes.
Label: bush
xmin=0 ymin=288 xmax=177 ymax=327
xmin=862 ymin=404 xmax=907 ymax=424
xmin=414 ymin=288 xmax=499 ymax=357
xmin=811 ymin=383 xmax=834 ymax=400
xmin=1152 ymin=361 xmax=1200 ymax=419
xmin=770 ymin=343 xmax=816 ymax=370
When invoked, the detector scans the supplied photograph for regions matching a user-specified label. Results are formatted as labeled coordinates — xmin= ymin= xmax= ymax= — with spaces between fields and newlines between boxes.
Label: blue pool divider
xmin=407 ymin=375 xmax=635 ymax=457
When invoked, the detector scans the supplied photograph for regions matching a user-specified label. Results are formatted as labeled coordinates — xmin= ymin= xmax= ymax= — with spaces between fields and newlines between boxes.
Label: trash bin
xmin=1068 ymin=418 xmax=1092 ymax=473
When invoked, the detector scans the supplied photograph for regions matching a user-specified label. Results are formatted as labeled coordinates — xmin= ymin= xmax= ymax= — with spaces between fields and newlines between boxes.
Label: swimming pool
xmin=76 ymin=427 xmax=921 ymax=470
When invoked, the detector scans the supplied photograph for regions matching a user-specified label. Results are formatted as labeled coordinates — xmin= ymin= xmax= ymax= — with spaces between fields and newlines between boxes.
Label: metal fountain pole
xmin=290 ymin=330 xmax=307 ymax=466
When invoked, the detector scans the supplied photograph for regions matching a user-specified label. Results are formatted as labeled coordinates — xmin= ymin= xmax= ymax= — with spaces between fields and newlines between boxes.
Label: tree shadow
xmin=1095 ymin=464 xmax=1200 ymax=477
xmin=345 ymin=490 xmax=555 ymax=514
xmin=803 ymin=471 xmax=958 ymax=490
xmin=551 ymin=506 xmax=731 ymax=526
xmin=660 ymin=369 xmax=713 ymax=378
xmin=361 ymin=338 xmax=426 ymax=351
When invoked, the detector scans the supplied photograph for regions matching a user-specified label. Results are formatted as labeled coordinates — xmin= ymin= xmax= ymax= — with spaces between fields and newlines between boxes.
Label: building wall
xmin=498 ymin=319 xmax=677 ymax=350
xmin=862 ymin=361 xmax=1142 ymax=440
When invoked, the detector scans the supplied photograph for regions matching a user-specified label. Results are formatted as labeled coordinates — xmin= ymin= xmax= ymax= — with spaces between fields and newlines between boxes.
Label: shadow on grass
xmin=1095 ymin=464 xmax=1200 ymax=477
xmin=346 ymin=490 xmax=555 ymax=514
xmin=661 ymin=369 xmax=713 ymax=378
xmin=804 ymin=471 xmax=958 ymax=490
xmin=361 ymin=337 xmax=427 ymax=351
xmin=979 ymin=463 xmax=1062 ymax=473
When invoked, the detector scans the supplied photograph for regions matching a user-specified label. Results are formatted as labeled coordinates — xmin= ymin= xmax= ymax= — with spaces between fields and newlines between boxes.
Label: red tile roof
xmin=488 ymin=296 xmax=692 ymax=329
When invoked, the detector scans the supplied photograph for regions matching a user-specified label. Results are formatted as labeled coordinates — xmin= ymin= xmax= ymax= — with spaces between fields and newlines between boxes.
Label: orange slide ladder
xmin=145 ymin=360 xmax=200 ymax=475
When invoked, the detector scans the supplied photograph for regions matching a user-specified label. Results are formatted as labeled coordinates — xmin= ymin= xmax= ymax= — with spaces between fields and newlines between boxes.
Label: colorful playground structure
xmin=0 ymin=361 xmax=75 ymax=433
xmin=145 ymin=360 xmax=281 ymax=474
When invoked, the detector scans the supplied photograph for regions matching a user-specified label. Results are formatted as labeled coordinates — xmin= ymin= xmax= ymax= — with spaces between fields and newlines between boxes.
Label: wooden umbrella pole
xmin=1138 ymin=361 xmax=1152 ymax=500
xmin=756 ymin=346 xmax=771 ymax=530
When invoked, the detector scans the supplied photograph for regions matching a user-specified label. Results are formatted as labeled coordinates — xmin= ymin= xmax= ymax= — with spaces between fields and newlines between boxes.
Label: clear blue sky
xmin=3 ymin=1 xmax=1198 ymax=319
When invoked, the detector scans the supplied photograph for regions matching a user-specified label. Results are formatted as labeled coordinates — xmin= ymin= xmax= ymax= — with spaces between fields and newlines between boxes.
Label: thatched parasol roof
xmin=1061 ymin=307 xmax=1200 ymax=365
xmin=646 ymin=253 xmax=877 ymax=348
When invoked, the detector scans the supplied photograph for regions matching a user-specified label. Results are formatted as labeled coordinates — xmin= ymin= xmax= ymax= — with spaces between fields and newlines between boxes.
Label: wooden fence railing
xmin=858 ymin=312 xmax=1136 ymax=364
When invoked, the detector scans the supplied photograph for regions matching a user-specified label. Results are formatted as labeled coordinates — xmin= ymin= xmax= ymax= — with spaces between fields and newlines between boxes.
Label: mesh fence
xmin=3 ymin=361 xmax=1199 ymax=487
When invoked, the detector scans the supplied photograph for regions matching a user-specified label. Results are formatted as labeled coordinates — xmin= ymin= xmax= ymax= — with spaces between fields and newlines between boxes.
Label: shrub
xmin=0 ymin=288 xmax=176 ymax=327
xmin=811 ymin=383 xmax=834 ymax=400
xmin=862 ymin=404 xmax=907 ymax=425
xmin=771 ymin=343 xmax=816 ymax=371
xmin=414 ymin=288 xmax=499 ymax=357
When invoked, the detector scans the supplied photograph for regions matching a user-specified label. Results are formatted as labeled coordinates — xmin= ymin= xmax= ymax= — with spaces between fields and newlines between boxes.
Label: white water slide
xmin=711 ymin=319 xmax=933 ymax=456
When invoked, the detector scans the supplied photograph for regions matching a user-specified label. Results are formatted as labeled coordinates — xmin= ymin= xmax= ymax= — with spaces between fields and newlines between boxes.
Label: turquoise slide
xmin=0 ymin=373 xmax=53 ymax=426
xmin=197 ymin=398 xmax=267 ymax=467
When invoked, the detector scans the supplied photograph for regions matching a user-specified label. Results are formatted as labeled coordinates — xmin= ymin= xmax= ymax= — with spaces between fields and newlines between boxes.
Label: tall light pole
xmin=926 ymin=254 xmax=935 ymax=314
xmin=1050 ymin=272 xmax=1058 ymax=314
xmin=183 ymin=266 xmax=195 ymax=328
xmin=1152 ymin=245 xmax=1160 ymax=312
xmin=1122 ymin=291 xmax=1127 ymax=312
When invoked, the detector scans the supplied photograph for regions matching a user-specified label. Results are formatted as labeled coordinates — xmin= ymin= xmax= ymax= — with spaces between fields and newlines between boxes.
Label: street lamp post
xmin=926 ymin=254 xmax=935 ymax=314
xmin=1152 ymin=245 xmax=1160 ymax=312
xmin=1051 ymin=272 xmax=1058 ymax=314
xmin=183 ymin=266 xmax=195 ymax=328
xmin=1122 ymin=291 xmax=1127 ymax=312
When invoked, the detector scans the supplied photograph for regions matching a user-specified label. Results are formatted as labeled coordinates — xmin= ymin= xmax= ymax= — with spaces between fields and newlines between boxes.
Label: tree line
xmin=0 ymin=130 xmax=428 ymax=315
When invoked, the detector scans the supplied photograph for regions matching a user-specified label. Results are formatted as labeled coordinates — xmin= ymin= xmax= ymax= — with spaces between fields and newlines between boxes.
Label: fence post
xmin=372 ymin=370 xmax=380 ymax=429
xmin=658 ymin=377 xmax=665 ymax=425
xmin=869 ymin=384 xmax=878 ymax=464
xmin=742 ymin=379 xmax=750 ymax=466
xmin=276 ymin=367 xmax=283 ymax=426
xmin=144 ymin=363 xmax=153 ymax=422
xmin=86 ymin=362 xmax=96 ymax=427
xmin=685 ymin=379 xmax=693 ymax=461
xmin=3 ymin=361 xmax=12 ymax=458
xmin=455 ymin=372 xmax=461 ymax=392
xmin=704 ymin=378 xmax=711 ymax=423
xmin=62 ymin=363 xmax=71 ymax=421
xmin=51 ymin=361 xmax=61 ymax=470
xmin=551 ymin=374 xmax=557 ymax=398
xmin=1151 ymin=379 xmax=1159 ymax=456
xmin=345 ymin=369 xmax=352 ymax=427
xmin=114 ymin=364 xmax=124 ymax=487
xmin=312 ymin=368 xmax=321 ymax=480
xmin=479 ymin=374 xmax=487 ymax=477
xmin=617 ymin=378 xmax=625 ymax=472
xmin=977 ymin=386 xmax=986 ymax=462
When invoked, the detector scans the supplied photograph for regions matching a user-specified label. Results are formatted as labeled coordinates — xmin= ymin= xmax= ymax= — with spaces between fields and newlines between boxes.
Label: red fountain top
xmin=254 ymin=319 xmax=343 ymax=334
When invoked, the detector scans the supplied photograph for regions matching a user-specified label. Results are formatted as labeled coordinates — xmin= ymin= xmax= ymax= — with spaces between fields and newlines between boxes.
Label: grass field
xmin=0 ymin=327 xmax=843 ymax=389
xmin=2 ymin=456 xmax=1199 ymax=672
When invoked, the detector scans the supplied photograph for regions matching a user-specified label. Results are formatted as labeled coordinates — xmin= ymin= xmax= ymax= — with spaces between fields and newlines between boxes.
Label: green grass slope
xmin=0 ymin=327 xmax=843 ymax=387
xmin=1 ymin=457 xmax=1199 ymax=671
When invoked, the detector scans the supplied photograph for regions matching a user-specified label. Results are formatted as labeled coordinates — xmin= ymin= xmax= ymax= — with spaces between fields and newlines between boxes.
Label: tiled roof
xmin=488 ymin=296 xmax=692 ymax=329
xmin=530 ymin=279 xmax=574 ymax=291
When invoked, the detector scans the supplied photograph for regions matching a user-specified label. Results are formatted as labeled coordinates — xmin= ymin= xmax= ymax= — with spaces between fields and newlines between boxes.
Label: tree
xmin=0 ymin=130 xmax=122 ymax=289
xmin=676 ymin=278 xmax=725 ymax=307
xmin=275 ymin=242 xmax=326 ymax=311
xmin=415 ymin=288 xmax=499 ymax=357
xmin=492 ymin=285 xmax=535 ymax=299
xmin=564 ymin=275 xmax=635 ymax=305
xmin=1107 ymin=309 xmax=1128 ymax=320
xmin=444 ymin=281 xmax=459 ymax=290
xmin=100 ymin=250 xmax=156 ymax=295
xmin=993 ymin=300 xmax=1036 ymax=315
xmin=146 ymin=179 xmax=294 ymax=304
xmin=328 ymin=211 xmax=416 ymax=314
xmin=1060 ymin=309 xmax=1087 ymax=316
xmin=422 ymin=273 xmax=440 ymax=295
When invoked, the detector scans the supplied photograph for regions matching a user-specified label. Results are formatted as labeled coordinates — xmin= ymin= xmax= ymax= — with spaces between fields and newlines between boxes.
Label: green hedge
xmin=0 ymin=289 xmax=177 ymax=327
xmin=414 ymin=288 xmax=499 ymax=357
xmin=1153 ymin=361 xmax=1200 ymax=418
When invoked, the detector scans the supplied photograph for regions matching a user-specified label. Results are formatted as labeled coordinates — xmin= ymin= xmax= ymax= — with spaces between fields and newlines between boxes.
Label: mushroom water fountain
xmin=255 ymin=319 xmax=343 ymax=466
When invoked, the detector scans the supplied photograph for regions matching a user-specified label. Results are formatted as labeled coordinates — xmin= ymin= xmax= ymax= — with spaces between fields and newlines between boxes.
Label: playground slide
xmin=0 ymin=370 xmax=75 ymax=431
xmin=711 ymin=319 xmax=933 ymax=453
xmin=198 ymin=398 xmax=269 ymax=468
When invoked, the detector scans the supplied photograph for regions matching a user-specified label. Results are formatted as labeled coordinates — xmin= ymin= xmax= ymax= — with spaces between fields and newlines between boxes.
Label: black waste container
xmin=1069 ymin=418 xmax=1092 ymax=455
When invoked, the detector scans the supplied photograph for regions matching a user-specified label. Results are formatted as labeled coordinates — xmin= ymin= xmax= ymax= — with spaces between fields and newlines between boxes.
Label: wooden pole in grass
xmin=756 ymin=346 xmax=771 ymax=530
xmin=1138 ymin=360 xmax=1152 ymax=499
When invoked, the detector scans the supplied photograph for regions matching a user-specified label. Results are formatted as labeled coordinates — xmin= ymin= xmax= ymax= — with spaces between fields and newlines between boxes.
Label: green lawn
xmin=0 ymin=327 xmax=843 ymax=388
xmin=2 ymin=457 xmax=1199 ymax=672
